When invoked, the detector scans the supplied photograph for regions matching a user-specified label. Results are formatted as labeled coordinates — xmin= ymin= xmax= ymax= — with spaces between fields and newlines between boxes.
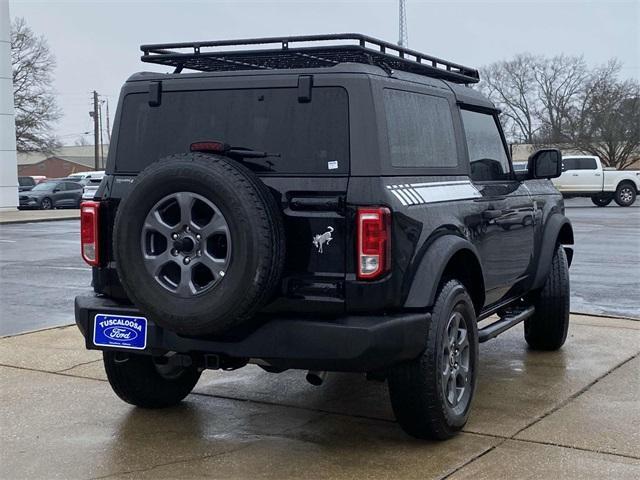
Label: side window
xmin=562 ymin=158 xmax=578 ymax=171
xmin=65 ymin=182 xmax=79 ymax=191
xmin=461 ymin=109 xmax=511 ymax=182
xmin=383 ymin=89 xmax=458 ymax=168
xmin=579 ymin=158 xmax=597 ymax=170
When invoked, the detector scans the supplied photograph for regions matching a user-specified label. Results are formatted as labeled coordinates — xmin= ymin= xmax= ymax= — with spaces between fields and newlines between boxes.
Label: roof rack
xmin=140 ymin=33 xmax=480 ymax=84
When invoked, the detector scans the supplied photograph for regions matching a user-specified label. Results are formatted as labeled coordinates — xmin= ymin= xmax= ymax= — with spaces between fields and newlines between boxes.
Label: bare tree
xmin=480 ymin=53 xmax=639 ymax=169
xmin=479 ymin=54 xmax=539 ymax=143
xmin=564 ymin=75 xmax=639 ymax=169
xmin=11 ymin=17 xmax=60 ymax=152
xmin=532 ymin=54 xmax=589 ymax=144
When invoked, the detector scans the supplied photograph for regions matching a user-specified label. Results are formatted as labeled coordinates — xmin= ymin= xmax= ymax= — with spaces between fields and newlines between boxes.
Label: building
xmin=17 ymin=145 xmax=108 ymax=178
xmin=0 ymin=0 xmax=18 ymax=210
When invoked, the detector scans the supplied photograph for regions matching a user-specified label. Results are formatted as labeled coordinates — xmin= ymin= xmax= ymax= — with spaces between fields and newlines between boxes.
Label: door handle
xmin=595 ymin=173 xmax=601 ymax=176
xmin=482 ymin=209 xmax=502 ymax=220
xmin=572 ymin=174 xmax=579 ymax=176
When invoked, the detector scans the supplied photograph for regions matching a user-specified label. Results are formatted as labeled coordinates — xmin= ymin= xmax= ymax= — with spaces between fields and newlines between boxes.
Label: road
xmin=0 ymin=220 xmax=91 ymax=336
xmin=563 ymin=198 xmax=640 ymax=318
xmin=0 ymin=198 xmax=638 ymax=337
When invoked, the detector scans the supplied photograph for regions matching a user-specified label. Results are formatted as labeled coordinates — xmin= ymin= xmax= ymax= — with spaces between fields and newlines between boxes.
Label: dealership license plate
xmin=93 ymin=314 xmax=147 ymax=350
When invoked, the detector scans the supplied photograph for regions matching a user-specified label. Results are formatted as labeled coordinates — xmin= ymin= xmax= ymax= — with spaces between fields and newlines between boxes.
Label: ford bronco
xmin=75 ymin=34 xmax=574 ymax=440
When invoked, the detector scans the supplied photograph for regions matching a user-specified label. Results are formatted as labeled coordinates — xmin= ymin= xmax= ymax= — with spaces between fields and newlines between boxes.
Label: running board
xmin=478 ymin=305 xmax=535 ymax=343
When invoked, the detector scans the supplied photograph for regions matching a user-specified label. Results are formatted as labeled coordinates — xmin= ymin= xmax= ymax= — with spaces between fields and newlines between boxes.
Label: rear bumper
xmin=75 ymin=295 xmax=430 ymax=372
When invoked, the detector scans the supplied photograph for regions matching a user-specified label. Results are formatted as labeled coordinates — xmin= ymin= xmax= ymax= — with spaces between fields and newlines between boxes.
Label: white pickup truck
xmin=551 ymin=156 xmax=640 ymax=207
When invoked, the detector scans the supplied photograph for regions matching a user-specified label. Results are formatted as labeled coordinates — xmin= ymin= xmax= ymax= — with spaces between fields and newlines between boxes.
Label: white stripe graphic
xmin=386 ymin=180 xmax=481 ymax=205
xmin=389 ymin=189 xmax=408 ymax=205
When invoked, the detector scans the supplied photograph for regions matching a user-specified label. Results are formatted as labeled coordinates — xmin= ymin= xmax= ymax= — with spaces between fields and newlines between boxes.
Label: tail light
xmin=357 ymin=207 xmax=391 ymax=280
xmin=80 ymin=201 xmax=100 ymax=266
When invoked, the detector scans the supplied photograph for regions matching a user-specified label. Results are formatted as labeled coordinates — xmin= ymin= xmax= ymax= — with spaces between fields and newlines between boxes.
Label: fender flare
xmin=404 ymin=234 xmax=484 ymax=310
xmin=531 ymin=214 xmax=574 ymax=290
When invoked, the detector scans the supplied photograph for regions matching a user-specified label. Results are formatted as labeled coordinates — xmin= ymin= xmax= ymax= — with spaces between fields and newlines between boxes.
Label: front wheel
xmin=614 ymin=183 xmax=636 ymax=207
xmin=591 ymin=194 xmax=613 ymax=207
xmin=40 ymin=197 xmax=52 ymax=210
xmin=387 ymin=280 xmax=478 ymax=440
xmin=103 ymin=351 xmax=201 ymax=408
xmin=524 ymin=245 xmax=570 ymax=350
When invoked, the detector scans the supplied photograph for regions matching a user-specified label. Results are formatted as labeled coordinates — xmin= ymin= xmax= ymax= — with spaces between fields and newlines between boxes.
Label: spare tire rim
xmin=441 ymin=309 xmax=471 ymax=409
xmin=141 ymin=192 xmax=231 ymax=298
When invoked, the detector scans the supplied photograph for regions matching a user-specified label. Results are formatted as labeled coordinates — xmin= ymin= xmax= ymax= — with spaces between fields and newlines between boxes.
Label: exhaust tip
xmin=306 ymin=370 xmax=327 ymax=386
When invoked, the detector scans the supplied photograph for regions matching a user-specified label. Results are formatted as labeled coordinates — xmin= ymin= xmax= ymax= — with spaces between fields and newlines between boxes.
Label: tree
xmin=479 ymin=54 xmax=539 ymax=143
xmin=480 ymin=54 xmax=639 ymax=169
xmin=11 ymin=17 xmax=60 ymax=152
xmin=564 ymin=76 xmax=639 ymax=169
xmin=532 ymin=54 xmax=589 ymax=144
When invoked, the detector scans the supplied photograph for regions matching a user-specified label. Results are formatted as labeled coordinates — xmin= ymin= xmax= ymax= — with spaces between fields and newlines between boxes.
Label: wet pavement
xmin=0 ymin=314 xmax=638 ymax=479
xmin=563 ymin=198 xmax=640 ymax=318
xmin=0 ymin=220 xmax=90 ymax=336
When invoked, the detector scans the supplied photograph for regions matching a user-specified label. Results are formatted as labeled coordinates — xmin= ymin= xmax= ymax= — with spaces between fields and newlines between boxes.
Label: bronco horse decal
xmin=312 ymin=227 xmax=334 ymax=253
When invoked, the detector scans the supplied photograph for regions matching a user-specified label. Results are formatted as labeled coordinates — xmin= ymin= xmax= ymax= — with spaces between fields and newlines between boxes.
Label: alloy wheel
xmin=441 ymin=309 xmax=471 ymax=409
xmin=141 ymin=192 xmax=231 ymax=298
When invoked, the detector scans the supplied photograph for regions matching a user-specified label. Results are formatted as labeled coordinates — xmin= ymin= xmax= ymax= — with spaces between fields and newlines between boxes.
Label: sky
xmin=8 ymin=0 xmax=640 ymax=144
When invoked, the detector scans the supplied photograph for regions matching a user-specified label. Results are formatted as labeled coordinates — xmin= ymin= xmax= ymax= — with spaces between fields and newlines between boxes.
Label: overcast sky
xmin=8 ymin=0 xmax=640 ymax=144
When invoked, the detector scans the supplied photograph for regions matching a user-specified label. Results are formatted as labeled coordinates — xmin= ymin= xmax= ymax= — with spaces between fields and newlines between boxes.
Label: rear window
xmin=383 ymin=89 xmax=457 ymax=168
xmin=18 ymin=177 xmax=35 ymax=187
xmin=115 ymin=87 xmax=349 ymax=174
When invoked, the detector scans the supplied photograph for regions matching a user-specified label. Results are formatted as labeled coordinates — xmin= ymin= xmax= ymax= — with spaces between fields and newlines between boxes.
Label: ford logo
xmin=104 ymin=326 xmax=138 ymax=341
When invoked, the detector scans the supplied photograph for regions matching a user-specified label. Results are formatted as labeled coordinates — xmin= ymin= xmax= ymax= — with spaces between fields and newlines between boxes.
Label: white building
xmin=0 ymin=0 xmax=18 ymax=210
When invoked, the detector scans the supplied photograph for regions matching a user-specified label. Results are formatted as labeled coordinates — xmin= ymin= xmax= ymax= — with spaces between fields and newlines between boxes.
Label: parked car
xmin=18 ymin=176 xmax=36 ymax=192
xmin=74 ymin=34 xmax=573 ymax=440
xmin=18 ymin=180 xmax=83 ymax=210
xmin=551 ymin=155 xmax=640 ymax=207
xmin=82 ymin=176 xmax=104 ymax=200
xmin=66 ymin=170 xmax=106 ymax=186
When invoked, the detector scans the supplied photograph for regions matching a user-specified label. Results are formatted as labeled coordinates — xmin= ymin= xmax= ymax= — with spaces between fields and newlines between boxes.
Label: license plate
xmin=93 ymin=314 xmax=147 ymax=350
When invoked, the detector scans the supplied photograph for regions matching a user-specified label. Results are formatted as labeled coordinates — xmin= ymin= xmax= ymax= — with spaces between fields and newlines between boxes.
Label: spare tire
xmin=113 ymin=153 xmax=285 ymax=336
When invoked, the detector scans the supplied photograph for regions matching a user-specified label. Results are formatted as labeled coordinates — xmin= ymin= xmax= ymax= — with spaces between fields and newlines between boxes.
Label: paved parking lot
xmin=1 ymin=314 xmax=638 ymax=479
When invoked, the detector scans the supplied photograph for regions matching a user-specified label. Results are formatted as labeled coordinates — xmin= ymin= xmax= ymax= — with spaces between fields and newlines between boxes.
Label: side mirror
xmin=527 ymin=149 xmax=562 ymax=179
xmin=52 ymin=188 xmax=60 ymax=193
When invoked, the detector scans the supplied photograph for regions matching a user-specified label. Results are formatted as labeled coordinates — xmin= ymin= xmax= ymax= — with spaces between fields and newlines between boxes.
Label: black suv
xmin=75 ymin=34 xmax=573 ymax=440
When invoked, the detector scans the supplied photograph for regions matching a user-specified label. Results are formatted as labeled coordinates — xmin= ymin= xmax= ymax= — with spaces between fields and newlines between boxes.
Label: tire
xmin=591 ymin=194 xmax=613 ymax=207
xmin=387 ymin=280 xmax=478 ymax=440
xmin=614 ymin=182 xmax=636 ymax=207
xmin=524 ymin=245 xmax=570 ymax=351
xmin=113 ymin=153 xmax=285 ymax=336
xmin=103 ymin=351 xmax=201 ymax=408
xmin=40 ymin=197 xmax=52 ymax=210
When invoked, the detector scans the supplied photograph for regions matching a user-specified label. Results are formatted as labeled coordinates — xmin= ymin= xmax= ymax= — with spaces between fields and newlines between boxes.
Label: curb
xmin=570 ymin=310 xmax=639 ymax=322
xmin=0 ymin=215 xmax=80 ymax=225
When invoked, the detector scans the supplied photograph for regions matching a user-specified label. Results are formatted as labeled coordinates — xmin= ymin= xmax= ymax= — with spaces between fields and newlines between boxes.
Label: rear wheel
xmin=388 ymin=280 xmax=478 ymax=440
xmin=614 ymin=183 xmax=636 ymax=207
xmin=591 ymin=194 xmax=613 ymax=207
xmin=524 ymin=245 xmax=570 ymax=350
xmin=103 ymin=351 xmax=201 ymax=408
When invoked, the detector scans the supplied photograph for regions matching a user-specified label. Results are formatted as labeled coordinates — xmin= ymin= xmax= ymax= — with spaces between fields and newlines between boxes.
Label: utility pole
xmin=398 ymin=0 xmax=408 ymax=48
xmin=90 ymin=91 xmax=99 ymax=170
xmin=99 ymin=99 xmax=105 ymax=169
xmin=105 ymin=99 xmax=111 ymax=144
